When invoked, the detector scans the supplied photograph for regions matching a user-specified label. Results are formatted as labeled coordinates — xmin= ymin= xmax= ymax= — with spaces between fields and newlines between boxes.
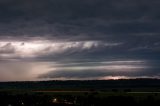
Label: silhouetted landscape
xmin=1 ymin=0 xmax=160 ymax=105
xmin=0 ymin=79 xmax=160 ymax=106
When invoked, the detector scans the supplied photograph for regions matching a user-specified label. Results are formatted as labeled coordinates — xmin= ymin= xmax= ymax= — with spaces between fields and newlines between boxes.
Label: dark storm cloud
xmin=39 ymin=68 xmax=139 ymax=79
xmin=0 ymin=0 xmax=160 ymax=52
xmin=0 ymin=0 xmax=160 ymax=80
xmin=39 ymin=69 xmax=160 ymax=79
xmin=38 ymin=60 xmax=160 ymax=79
xmin=0 ymin=0 xmax=160 ymax=38
xmin=0 ymin=0 xmax=159 ymax=59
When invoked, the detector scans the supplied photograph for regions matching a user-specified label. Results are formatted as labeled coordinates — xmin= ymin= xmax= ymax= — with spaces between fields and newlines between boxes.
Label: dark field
xmin=0 ymin=79 xmax=160 ymax=106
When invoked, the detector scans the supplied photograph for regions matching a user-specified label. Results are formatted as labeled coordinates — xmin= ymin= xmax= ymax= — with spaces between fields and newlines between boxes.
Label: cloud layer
xmin=0 ymin=40 xmax=122 ymax=60
xmin=38 ymin=60 xmax=160 ymax=80
xmin=0 ymin=0 xmax=160 ymax=81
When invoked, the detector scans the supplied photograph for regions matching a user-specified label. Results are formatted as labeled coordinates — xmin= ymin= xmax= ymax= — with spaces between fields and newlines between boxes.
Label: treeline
xmin=0 ymin=79 xmax=160 ymax=91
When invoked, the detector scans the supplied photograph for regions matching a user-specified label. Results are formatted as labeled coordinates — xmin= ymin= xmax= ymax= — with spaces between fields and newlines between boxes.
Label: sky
xmin=0 ymin=0 xmax=160 ymax=81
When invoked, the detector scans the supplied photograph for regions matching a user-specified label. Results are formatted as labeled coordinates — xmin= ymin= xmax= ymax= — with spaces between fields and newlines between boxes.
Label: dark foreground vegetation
xmin=0 ymin=79 xmax=160 ymax=106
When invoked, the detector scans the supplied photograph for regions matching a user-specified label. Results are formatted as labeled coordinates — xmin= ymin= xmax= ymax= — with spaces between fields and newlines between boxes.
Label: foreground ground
xmin=0 ymin=79 xmax=160 ymax=106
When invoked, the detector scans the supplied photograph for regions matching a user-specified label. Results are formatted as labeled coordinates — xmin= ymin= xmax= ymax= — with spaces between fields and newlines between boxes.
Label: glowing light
xmin=101 ymin=76 xmax=130 ymax=80
xmin=53 ymin=98 xmax=57 ymax=103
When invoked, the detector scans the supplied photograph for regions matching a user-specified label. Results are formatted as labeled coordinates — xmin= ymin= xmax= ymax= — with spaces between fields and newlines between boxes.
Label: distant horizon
xmin=1 ymin=77 xmax=160 ymax=83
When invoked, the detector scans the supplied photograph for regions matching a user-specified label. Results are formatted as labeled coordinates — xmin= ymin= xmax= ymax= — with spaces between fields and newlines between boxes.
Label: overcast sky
xmin=0 ymin=0 xmax=160 ymax=81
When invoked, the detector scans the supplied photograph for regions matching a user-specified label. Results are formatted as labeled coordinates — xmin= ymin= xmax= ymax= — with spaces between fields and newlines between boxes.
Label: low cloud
xmin=0 ymin=40 xmax=122 ymax=60
xmin=38 ymin=60 xmax=159 ymax=80
xmin=0 ymin=43 xmax=15 ymax=54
